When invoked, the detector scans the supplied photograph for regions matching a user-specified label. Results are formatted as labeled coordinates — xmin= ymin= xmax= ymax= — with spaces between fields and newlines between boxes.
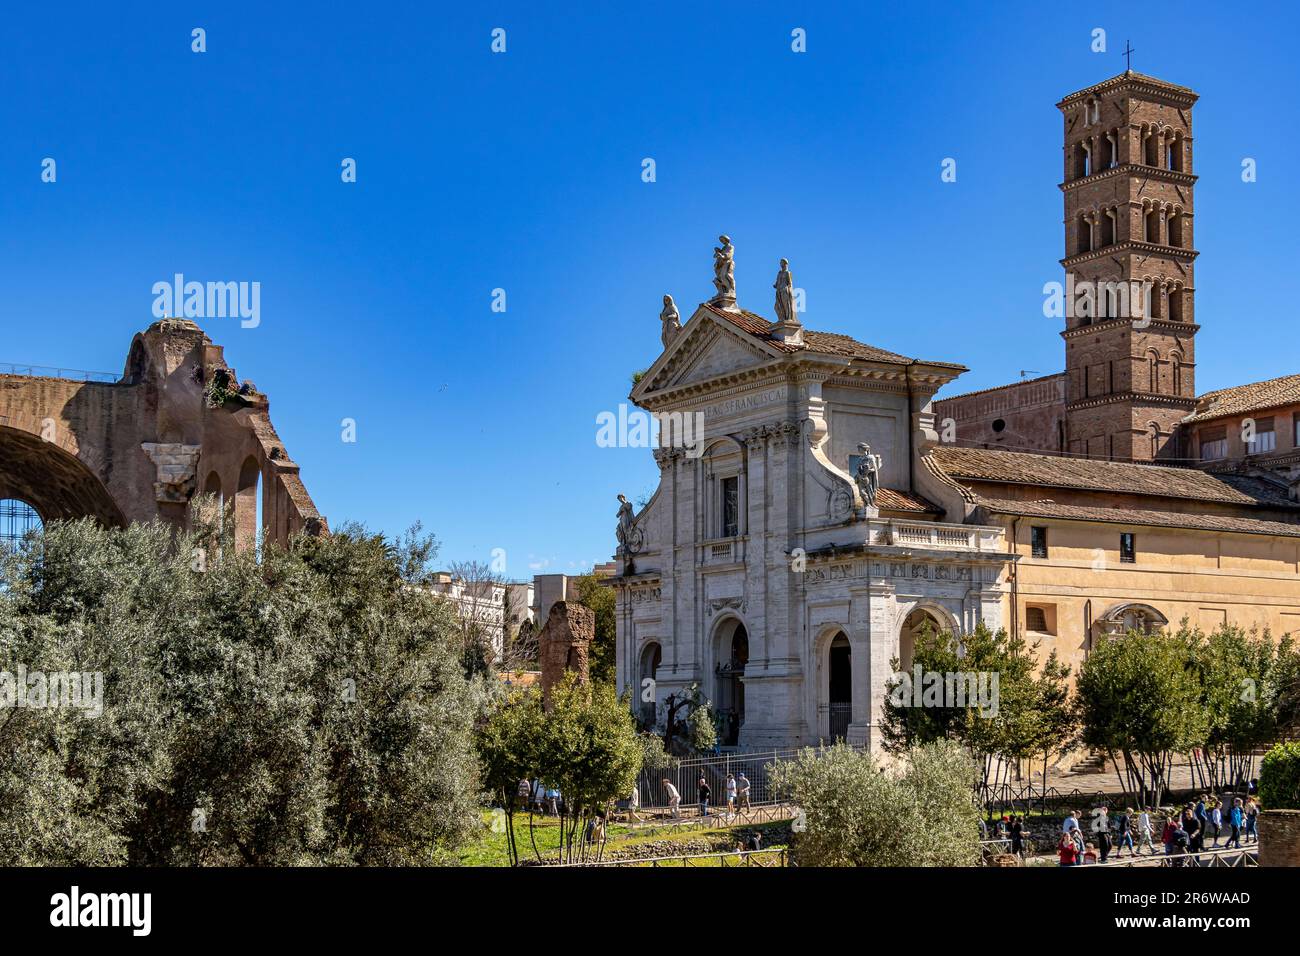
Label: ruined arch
xmin=0 ymin=425 xmax=125 ymax=528
xmin=234 ymin=456 xmax=261 ymax=553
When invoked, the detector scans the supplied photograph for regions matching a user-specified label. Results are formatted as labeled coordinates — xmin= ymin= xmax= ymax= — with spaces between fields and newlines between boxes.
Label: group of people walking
xmin=661 ymin=771 xmax=752 ymax=818
xmin=515 ymin=778 xmax=563 ymax=816
xmin=1056 ymin=794 xmax=1259 ymax=866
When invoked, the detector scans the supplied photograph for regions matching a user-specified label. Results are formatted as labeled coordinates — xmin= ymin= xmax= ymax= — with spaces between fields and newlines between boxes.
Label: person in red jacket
xmin=1058 ymin=831 xmax=1079 ymax=866
xmin=1161 ymin=817 xmax=1178 ymax=856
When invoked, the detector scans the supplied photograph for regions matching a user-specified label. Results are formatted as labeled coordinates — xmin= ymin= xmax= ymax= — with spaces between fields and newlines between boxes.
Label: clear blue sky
xmin=3 ymin=1 xmax=1297 ymax=578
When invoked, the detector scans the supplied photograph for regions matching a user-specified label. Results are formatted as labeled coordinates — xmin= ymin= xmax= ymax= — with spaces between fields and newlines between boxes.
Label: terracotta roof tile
xmin=1185 ymin=373 xmax=1300 ymax=424
xmin=700 ymin=302 xmax=962 ymax=368
xmin=877 ymin=487 xmax=941 ymax=514
xmin=930 ymin=446 xmax=1298 ymax=509
xmin=975 ymin=497 xmax=1300 ymax=539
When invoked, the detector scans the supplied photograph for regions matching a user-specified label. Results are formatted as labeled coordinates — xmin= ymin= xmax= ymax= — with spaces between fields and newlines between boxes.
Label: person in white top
xmin=725 ymin=773 xmax=737 ymax=814
xmin=1137 ymin=810 xmax=1155 ymax=855
xmin=662 ymin=779 xmax=681 ymax=818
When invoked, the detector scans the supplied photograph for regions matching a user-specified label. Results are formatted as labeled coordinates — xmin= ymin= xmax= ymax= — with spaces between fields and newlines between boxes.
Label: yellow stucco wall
xmin=993 ymin=515 xmax=1300 ymax=675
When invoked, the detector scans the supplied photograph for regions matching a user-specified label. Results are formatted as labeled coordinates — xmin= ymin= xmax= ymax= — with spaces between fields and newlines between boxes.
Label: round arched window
xmin=0 ymin=499 xmax=42 ymax=547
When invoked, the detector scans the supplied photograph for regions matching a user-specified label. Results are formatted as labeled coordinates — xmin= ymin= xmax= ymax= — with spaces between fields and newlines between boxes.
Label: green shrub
xmin=1259 ymin=742 xmax=1300 ymax=810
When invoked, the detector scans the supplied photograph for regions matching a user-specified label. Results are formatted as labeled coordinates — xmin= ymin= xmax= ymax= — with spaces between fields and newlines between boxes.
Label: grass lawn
xmin=456 ymin=809 xmax=789 ymax=867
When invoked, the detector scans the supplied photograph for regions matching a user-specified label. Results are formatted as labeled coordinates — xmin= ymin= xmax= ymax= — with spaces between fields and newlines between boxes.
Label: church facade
xmin=611 ymin=71 xmax=1300 ymax=752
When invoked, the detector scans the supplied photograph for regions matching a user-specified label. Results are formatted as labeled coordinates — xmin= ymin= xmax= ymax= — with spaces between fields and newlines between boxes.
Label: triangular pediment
xmin=632 ymin=305 xmax=783 ymax=402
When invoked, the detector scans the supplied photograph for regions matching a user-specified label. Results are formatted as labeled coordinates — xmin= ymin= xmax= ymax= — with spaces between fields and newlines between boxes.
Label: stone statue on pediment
xmin=712 ymin=235 xmax=736 ymax=304
xmin=774 ymin=259 xmax=795 ymax=325
xmin=660 ymin=294 xmax=681 ymax=349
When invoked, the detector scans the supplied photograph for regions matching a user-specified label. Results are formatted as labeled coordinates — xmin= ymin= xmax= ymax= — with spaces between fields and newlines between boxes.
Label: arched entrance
xmin=899 ymin=607 xmax=946 ymax=672
xmin=714 ymin=619 xmax=748 ymax=747
xmin=638 ymin=641 xmax=661 ymax=725
xmin=0 ymin=425 xmax=124 ymax=529
xmin=828 ymin=632 xmax=851 ymax=742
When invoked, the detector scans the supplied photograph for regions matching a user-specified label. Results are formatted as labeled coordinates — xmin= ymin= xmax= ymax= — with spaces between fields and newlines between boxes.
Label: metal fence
xmin=635 ymin=746 xmax=865 ymax=810
xmin=1097 ymin=846 xmax=1258 ymax=868
xmin=0 ymin=362 xmax=117 ymax=383
xmin=553 ymin=848 xmax=788 ymax=868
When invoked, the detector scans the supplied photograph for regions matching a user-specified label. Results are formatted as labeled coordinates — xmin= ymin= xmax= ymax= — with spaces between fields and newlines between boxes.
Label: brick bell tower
xmin=1057 ymin=70 xmax=1199 ymax=462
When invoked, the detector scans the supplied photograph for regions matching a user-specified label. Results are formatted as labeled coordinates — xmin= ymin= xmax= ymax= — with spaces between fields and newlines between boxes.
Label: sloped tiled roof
xmin=976 ymin=497 xmax=1300 ymax=539
xmin=700 ymin=303 xmax=963 ymax=369
xmin=1057 ymin=71 xmax=1198 ymax=107
xmin=1185 ymin=373 xmax=1300 ymax=424
xmin=930 ymin=446 xmax=1298 ymax=509
xmin=877 ymin=487 xmax=941 ymax=514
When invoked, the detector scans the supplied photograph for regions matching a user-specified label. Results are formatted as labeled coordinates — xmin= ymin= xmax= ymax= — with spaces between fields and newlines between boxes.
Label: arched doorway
xmin=900 ymin=608 xmax=945 ymax=672
xmin=714 ymin=620 xmax=748 ymax=747
xmin=638 ymin=641 xmax=661 ymax=725
xmin=828 ymin=632 xmax=851 ymax=742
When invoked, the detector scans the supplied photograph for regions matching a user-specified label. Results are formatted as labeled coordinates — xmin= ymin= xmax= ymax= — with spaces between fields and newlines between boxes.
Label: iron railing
xmin=0 ymin=362 xmax=118 ymax=383
xmin=554 ymin=848 xmax=788 ymax=868
xmin=633 ymin=745 xmax=864 ymax=811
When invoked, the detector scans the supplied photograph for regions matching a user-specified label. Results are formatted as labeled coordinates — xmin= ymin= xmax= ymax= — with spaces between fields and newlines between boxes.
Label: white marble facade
xmin=612 ymin=300 xmax=1012 ymax=751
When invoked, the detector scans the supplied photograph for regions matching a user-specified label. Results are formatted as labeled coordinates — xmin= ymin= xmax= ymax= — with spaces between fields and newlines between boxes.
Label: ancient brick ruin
xmin=0 ymin=318 xmax=325 ymax=549
xmin=538 ymin=601 xmax=592 ymax=706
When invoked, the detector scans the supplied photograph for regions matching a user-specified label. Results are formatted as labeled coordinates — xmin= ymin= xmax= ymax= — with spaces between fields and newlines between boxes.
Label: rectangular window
xmin=1025 ymin=603 xmax=1057 ymax=635
xmin=1200 ymin=426 xmax=1227 ymax=461
xmin=1120 ymin=532 xmax=1136 ymax=563
xmin=1247 ymin=417 xmax=1276 ymax=453
xmin=720 ymin=476 xmax=739 ymax=538
xmin=1031 ymin=526 xmax=1048 ymax=559
xmin=1293 ymin=414 xmax=1300 ymax=448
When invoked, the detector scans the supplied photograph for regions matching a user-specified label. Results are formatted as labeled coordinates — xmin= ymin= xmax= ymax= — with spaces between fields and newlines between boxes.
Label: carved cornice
xmin=1059 ymin=163 xmax=1196 ymax=193
xmin=1060 ymin=318 xmax=1201 ymax=339
xmin=1065 ymin=391 xmax=1196 ymax=412
xmin=1057 ymin=75 xmax=1198 ymax=111
xmin=1062 ymin=240 xmax=1197 ymax=270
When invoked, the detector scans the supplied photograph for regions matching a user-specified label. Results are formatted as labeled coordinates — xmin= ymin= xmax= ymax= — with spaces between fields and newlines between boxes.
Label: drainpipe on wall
xmin=1010 ymin=516 xmax=1021 ymax=646
xmin=1084 ymin=599 xmax=1092 ymax=658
